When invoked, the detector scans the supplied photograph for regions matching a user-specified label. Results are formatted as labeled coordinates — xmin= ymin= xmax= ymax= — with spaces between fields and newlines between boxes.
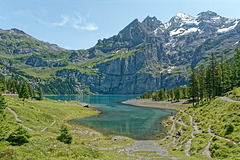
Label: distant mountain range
xmin=0 ymin=11 xmax=240 ymax=94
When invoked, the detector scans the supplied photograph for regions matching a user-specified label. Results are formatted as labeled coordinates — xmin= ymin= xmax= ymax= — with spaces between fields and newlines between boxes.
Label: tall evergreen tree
xmin=0 ymin=78 xmax=4 ymax=92
xmin=182 ymin=87 xmax=188 ymax=99
xmin=0 ymin=94 xmax=7 ymax=112
xmin=0 ymin=77 xmax=6 ymax=112
xmin=170 ymin=90 xmax=175 ymax=101
xmin=189 ymin=67 xmax=199 ymax=105
xmin=19 ymin=83 xmax=30 ymax=101
xmin=174 ymin=86 xmax=181 ymax=102
xmin=38 ymin=85 xmax=43 ymax=100
xmin=197 ymin=64 xmax=206 ymax=101
xmin=233 ymin=49 xmax=240 ymax=87
xmin=0 ymin=87 xmax=8 ymax=141
xmin=166 ymin=90 xmax=171 ymax=101
xmin=205 ymin=53 xmax=221 ymax=98
xmin=220 ymin=59 xmax=232 ymax=93
xmin=26 ymin=83 xmax=35 ymax=98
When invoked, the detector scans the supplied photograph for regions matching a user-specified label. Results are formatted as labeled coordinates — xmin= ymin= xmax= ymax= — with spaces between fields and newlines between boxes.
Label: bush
xmin=57 ymin=125 xmax=73 ymax=144
xmin=6 ymin=126 xmax=31 ymax=146
xmin=225 ymin=124 xmax=234 ymax=135
xmin=212 ymin=136 xmax=219 ymax=142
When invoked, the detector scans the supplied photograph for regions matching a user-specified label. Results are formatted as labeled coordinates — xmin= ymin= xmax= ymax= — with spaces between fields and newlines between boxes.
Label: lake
xmin=46 ymin=94 xmax=175 ymax=140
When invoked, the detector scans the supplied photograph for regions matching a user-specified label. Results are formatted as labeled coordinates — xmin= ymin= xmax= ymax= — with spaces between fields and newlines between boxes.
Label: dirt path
xmin=202 ymin=136 xmax=213 ymax=158
xmin=119 ymin=140 xmax=178 ymax=160
xmin=176 ymin=117 xmax=188 ymax=127
xmin=219 ymin=97 xmax=240 ymax=103
xmin=168 ymin=116 xmax=176 ymax=135
xmin=6 ymin=107 xmax=34 ymax=131
xmin=165 ymin=98 xmax=239 ymax=158
xmin=208 ymin=125 xmax=236 ymax=145
xmin=185 ymin=138 xmax=192 ymax=156
xmin=41 ymin=120 xmax=56 ymax=132
xmin=6 ymin=107 xmax=22 ymax=122
xmin=184 ymin=112 xmax=195 ymax=156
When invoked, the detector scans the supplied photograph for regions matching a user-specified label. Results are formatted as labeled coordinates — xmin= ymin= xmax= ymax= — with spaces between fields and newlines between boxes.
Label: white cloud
xmin=52 ymin=15 xmax=69 ymax=26
xmin=40 ymin=13 xmax=98 ymax=31
xmin=73 ymin=23 xmax=99 ymax=31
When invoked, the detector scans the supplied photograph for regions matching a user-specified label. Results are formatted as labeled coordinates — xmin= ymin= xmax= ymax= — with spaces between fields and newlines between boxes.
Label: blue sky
xmin=1 ymin=0 xmax=240 ymax=50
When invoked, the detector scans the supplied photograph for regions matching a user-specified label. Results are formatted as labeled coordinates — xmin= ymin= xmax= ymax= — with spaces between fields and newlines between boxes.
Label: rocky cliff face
xmin=63 ymin=11 xmax=240 ymax=94
xmin=1 ymin=11 xmax=240 ymax=94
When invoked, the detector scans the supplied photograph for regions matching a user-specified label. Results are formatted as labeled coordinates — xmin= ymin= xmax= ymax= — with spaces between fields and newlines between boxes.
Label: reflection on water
xmin=46 ymin=94 xmax=175 ymax=140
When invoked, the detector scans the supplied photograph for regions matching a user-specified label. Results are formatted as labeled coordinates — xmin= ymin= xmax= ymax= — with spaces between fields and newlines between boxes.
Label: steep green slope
xmin=0 ymin=95 xmax=135 ymax=160
xmin=161 ymin=96 xmax=240 ymax=159
xmin=0 ymin=29 xmax=95 ymax=94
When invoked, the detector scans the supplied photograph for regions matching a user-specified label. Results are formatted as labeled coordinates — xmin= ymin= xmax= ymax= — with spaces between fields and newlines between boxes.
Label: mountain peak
xmin=9 ymin=28 xmax=26 ymax=35
xmin=119 ymin=18 xmax=140 ymax=34
xmin=141 ymin=16 xmax=163 ymax=31
xmin=197 ymin=10 xmax=219 ymax=20
xmin=142 ymin=16 xmax=158 ymax=22
xmin=168 ymin=12 xmax=194 ymax=25
xmin=176 ymin=13 xmax=192 ymax=19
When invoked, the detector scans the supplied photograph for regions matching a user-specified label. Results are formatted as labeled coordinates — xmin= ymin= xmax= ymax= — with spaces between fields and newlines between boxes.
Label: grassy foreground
xmin=158 ymin=90 xmax=240 ymax=159
xmin=0 ymin=95 xmax=135 ymax=160
xmin=3 ymin=92 xmax=240 ymax=160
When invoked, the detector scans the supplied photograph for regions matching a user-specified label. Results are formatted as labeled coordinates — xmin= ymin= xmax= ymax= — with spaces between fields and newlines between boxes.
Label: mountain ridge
xmin=0 ymin=11 xmax=240 ymax=94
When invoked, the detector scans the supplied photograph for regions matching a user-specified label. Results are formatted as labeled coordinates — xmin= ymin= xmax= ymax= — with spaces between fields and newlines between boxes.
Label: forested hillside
xmin=140 ymin=49 xmax=240 ymax=104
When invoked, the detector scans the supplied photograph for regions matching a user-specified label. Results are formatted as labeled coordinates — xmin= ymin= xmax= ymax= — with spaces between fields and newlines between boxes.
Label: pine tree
xmin=11 ymin=81 xmax=16 ymax=94
xmin=205 ymin=68 xmax=212 ymax=99
xmin=170 ymin=90 xmax=175 ymax=101
xmin=174 ymin=86 xmax=181 ymax=102
xmin=189 ymin=67 xmax=199 ymax=105
xmin=220 ymin=58 xmax=232 ymax=93
xmin=197 ymin=64 xmax=205 ymax=101
xmin=232 ymin=49 xmax=240 ymax=87
xmin=152 ymin=92 xmax=158 ymax=101
xmin=0 ymin=78 xmax=4 ymax=92
xmin=19 ymin=83 xmax=30 ymax=101
xmin=0 ymin=93 xmax=7 ymax=112
xmin=182 ymin=87 xmax=188 ymax=99
xmin=205 ymin=53 xmax=221 ymax=98
xmin=38 ymin=85 xmax=43 ymax=100
xmin=0 ymin=92 xmax=9 ymax=141
xmin=57 ymin=125 xmax=73 ymax=144
xmin=159 ymin=90 xmax=165 ymax=101
xmin=6 ymin=125 xmax=31 ymax=146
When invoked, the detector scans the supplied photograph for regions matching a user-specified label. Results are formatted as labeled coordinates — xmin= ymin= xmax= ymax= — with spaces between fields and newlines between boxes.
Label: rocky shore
xmin=122 ymin=98 xmax=186 ymax=110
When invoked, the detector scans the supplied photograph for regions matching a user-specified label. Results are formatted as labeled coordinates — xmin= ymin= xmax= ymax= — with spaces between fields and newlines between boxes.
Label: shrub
xmin=225 ymin=124 xmax=234 ymax=135
xmin=57 ymin=125 xmax=73 ymax=144
xmin=6 ymin=126 xmax=31 ymax=146
xmin=212 ymin=136 xmax=219 ymax=142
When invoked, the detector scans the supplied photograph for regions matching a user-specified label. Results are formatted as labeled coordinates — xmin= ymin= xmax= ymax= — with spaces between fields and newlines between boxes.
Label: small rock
xmin=82 ymin=103 xmax=91 ymax=108
xmin=111 ymin=136 xmax=126 ymax=141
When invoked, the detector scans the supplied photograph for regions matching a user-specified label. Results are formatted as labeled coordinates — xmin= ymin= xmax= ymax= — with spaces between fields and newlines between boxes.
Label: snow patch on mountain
xmin=164 ymin=22 xmax=171 ymax=29
xmin=170 ymin=27 xmax=200 ymax=36
xmin=212 ymin=16 xmax=221 ymax=20
xmin=153 ymin=26 xmax=165 ymax=35
xmin=217 ymin=20 xmax=239 ymax=33
xmin=170 ymin=28 xmax=185 ymax=36
xmin=182 ymin=28 xmax=200 ymax=35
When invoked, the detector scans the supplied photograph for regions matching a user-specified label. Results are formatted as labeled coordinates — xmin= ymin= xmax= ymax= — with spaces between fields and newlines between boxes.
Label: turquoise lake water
xmin=46 ymin=94 xmax=175 ymax=140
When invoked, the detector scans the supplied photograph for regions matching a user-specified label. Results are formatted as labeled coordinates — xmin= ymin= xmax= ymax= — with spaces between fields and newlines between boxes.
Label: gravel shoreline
xmin=122 ymin=99 xmax=185 ymax=110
